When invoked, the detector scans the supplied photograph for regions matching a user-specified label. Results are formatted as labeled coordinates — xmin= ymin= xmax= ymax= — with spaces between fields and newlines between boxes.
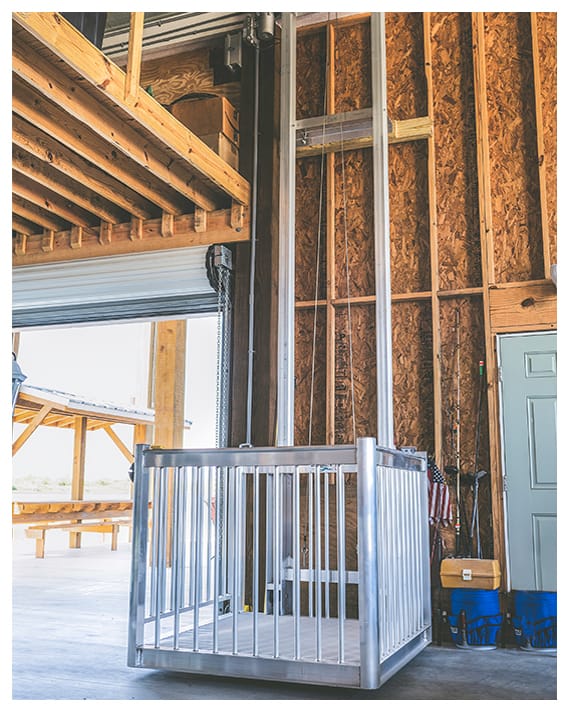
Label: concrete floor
xmin=11 ymin=526 xmax=557 ymax=701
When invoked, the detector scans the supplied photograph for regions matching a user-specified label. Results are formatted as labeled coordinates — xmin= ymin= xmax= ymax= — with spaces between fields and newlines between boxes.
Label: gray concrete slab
xmin=11 ymin=526 xmax=557 ymax=700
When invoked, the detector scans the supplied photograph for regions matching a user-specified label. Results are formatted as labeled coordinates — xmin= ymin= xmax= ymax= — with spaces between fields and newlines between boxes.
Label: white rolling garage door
xmin=12 ymin=247 xmax=218 ymax=328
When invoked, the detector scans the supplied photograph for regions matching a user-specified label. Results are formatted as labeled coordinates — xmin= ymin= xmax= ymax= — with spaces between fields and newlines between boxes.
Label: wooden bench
xmin=25 ymin=517 xmax=132 ymax=558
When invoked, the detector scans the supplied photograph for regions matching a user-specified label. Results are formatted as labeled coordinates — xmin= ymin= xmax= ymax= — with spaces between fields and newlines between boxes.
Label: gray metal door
xmin=499 ymin=332 xmax=557 ymax=591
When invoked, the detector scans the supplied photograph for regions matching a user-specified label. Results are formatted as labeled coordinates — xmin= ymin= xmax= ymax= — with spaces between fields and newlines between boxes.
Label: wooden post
xmin=325 ymin=23 xmax=336 ymax=446
xmin=530 ymin=12 xmax=551 ymax=279
xmin=153 ymin=320 xmax=187 ymax=566
xmin=125 ymin=12 xmax=144 ymax=102
xmin=423 ymin=12 xmax=443 ymax=467
xmin=472 ymin=12 xmax=506 ymax=583
xmin=69 ymin=416 xmax=87 ymax=549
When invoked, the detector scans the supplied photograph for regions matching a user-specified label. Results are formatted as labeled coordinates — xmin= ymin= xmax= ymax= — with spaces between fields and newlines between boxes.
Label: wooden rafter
xmin=12 ymin=12 xmax=250 ymax=205
xmin=12 ymin=404 xmax=52 ymax=455
xmin=13 ymin=147 xmax=127 ymax=225
xmin=12 ymin=172 xmax=97 ymax=228
xmin=103 ymin=425 xmax=134 ymax=462
xmin=13 ymin=115 xmax=156 ymax=220
xmin=12 ymin=11 xmax=251 ymax=262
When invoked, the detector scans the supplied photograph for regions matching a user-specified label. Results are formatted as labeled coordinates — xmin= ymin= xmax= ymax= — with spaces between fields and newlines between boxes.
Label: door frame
xmin=496 ymin=329 xmax=557 ymax=592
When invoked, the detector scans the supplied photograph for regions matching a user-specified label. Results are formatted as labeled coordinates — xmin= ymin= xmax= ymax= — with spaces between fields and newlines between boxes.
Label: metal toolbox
xmin=440 ymin=558 xmax=501 ymax=590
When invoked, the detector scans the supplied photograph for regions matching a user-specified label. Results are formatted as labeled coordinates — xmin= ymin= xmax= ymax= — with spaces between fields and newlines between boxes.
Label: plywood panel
xmin=295 ymin=307 xmax=327 ymax=446
xmin=334 ymin=305 xmax=377 ymax=444
xmin=140 ymin=47 xmax=240 ymax=108
xmin=296 ymin=27 xmax=327 ymax=120
xmin=391 ymin=300 xmax=434 ymax=453
xmin=431 ymin=13 xmax=482 ymax=290
xmin=385 ymin=12 xmax=427 ymax=120
xmin=484 ymin=12 xmax=544 ymax=283
xmin=536 ymin=12 xmax=557 ymax=265
xmin=334 ymin=148 xmax=375 ymax=299
xmin=296 ymin=157 xmax=327 ymax=302
xmin=388 ymin=142 xmax=431 ymax=294
xmin=334 ymin=18 xmax=372 ymax=112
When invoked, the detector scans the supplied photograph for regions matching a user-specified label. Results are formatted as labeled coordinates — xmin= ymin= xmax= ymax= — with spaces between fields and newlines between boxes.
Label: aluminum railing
xmin=128 ymin=438 xmax=431 ymax=689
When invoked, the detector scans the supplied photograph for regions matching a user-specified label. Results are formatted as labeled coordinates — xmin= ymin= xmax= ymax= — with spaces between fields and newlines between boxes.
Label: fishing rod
xmin=444 ymin=308 xmax=462 ymax=555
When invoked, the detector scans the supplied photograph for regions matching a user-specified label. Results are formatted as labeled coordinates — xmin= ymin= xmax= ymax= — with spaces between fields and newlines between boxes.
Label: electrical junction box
xmin=440 ymin=558 xmax=501 ymax=590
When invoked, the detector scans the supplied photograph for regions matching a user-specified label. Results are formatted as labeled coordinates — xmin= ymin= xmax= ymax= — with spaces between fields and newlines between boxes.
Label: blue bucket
xmin=448 ymin=588 xmax=503 ymax=648
xmin=512 ymin=590 xmax=557 ymax=650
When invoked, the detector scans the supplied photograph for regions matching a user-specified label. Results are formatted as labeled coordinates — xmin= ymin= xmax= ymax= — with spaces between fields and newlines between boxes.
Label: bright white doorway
xmin=13 ymin=315 xmax=218 ymax=502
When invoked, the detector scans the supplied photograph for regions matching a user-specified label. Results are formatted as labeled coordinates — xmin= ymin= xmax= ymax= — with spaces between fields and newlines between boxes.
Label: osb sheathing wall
xmin=294 ymin=12 xmax=556 ymax=570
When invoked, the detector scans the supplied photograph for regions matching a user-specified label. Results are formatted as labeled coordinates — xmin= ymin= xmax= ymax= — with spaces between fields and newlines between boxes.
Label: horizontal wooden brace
xmin=13 ymin=207 xmax=251 ymax=265
xmin=489 ymin=283 xmax=556 ymax=333
xmin=296 ymin=116 xmax=433 ymax=158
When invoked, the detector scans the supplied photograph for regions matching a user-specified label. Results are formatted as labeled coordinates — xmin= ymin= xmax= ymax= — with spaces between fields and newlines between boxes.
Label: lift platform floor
xmin=158 ymin=611 xmax=361 ymax=664
xmin=11 ymin=527 xmax=558 ymax=701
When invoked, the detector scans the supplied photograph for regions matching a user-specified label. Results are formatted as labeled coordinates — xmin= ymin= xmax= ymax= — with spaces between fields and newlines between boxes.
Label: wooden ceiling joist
xmin=12 ymin=11 xmax=251 ymax=263
xmin=13 ymin=148 xmax=128 ymax=225
xmin=12 ymin=172 xmax=97 ymax=228
xmin=12 ymin=81 xmax=191 ymax=217
xmin=13 ymin=116 xmax=156 ymax=220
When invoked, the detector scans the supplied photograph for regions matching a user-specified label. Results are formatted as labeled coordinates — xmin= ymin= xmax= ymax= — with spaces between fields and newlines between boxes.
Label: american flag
xmin=427 ymin=458 xmax=452 ymax=526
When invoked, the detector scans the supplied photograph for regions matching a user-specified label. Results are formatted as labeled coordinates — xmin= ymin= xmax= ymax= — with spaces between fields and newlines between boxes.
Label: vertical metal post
xmin=337 ymin=467 xmax=346 ymax=662
xmin=371 ymin=12 xmax=394 ymax=448
xmin=315 ymin=467 xmax=323 ymax=660
xmin=213 ymin=468 xmax=221 ymax=653
xmin=253 ymin=467 xmax=260 ymax=655
xmin=293 ymin=467 xmax=301 ymax=659
xmin=128 ymin=444 xmax=150 ymax=666
xmin=193 ymin=467 xmax=203 ymax=651
xmin=357 ymin=437 xmax=380 ymax=689
xmin=276 ymin=12 xmax=297 ymax=446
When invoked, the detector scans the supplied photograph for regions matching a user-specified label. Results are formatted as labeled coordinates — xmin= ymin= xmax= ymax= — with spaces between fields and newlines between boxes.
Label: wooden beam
xmin=103 ymin=425 xmax=134 ymax=462
xmin=13 ymin=12 xmax=251 ymax=207
xmin=13 ymin=195 xmax=66 ymax=232
xmin=12 ymin=216 xmax=39 ymax=235
xmin=70 ymin=225 xmax=82 ymax=249
xmin=13 ymin=234 xmax=28 ymax=256
xmin=12 ymin=34 xmax=219 ymax=213
xmin=12 ymin=404 xmax=52 ymax=455
xmin=130 ymin=216 xmax=143 ymax=241
xmin=12 ymin=171 xmax=96 ymax=227
xmin=423 ymin=12 xmax=443 ymax=466
xmin=194 ymin=207 xmax=207 ymax=233
xmin=69 ymin=416 xmax=87 ymax=548
xmin=12 ymin=79 xmax=189 ymax=216
xmin=124 ymin=12 xmax=144 ymax=103
xmin=13 ymin=115 xmax=155 ymax=219
xmin=472 ymin=12 xmax=506 ymax=583
xmin=296 ymin=116 xmax=433 ymax=158
xmin=13 ymin=207 xmax=251 ymax=265
xmin=153 ymin=321 xmax=187 ymax=450
xmin=161 ymin=212 xmax=174 ymax=238
xmin=230 ymin=201 xmax=245 ymax=231
xmin=41 ymin=230 xmax=54 ymax=252
xmin=99 ymin=222 xmax=112 ymax=245
xmin=530 ymin=12 xmax=551 ymax=279
xmin=13 ymin=147 xmax=127 ymax=224
xmin=489 ymin=283 xmax=556 ymax=333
